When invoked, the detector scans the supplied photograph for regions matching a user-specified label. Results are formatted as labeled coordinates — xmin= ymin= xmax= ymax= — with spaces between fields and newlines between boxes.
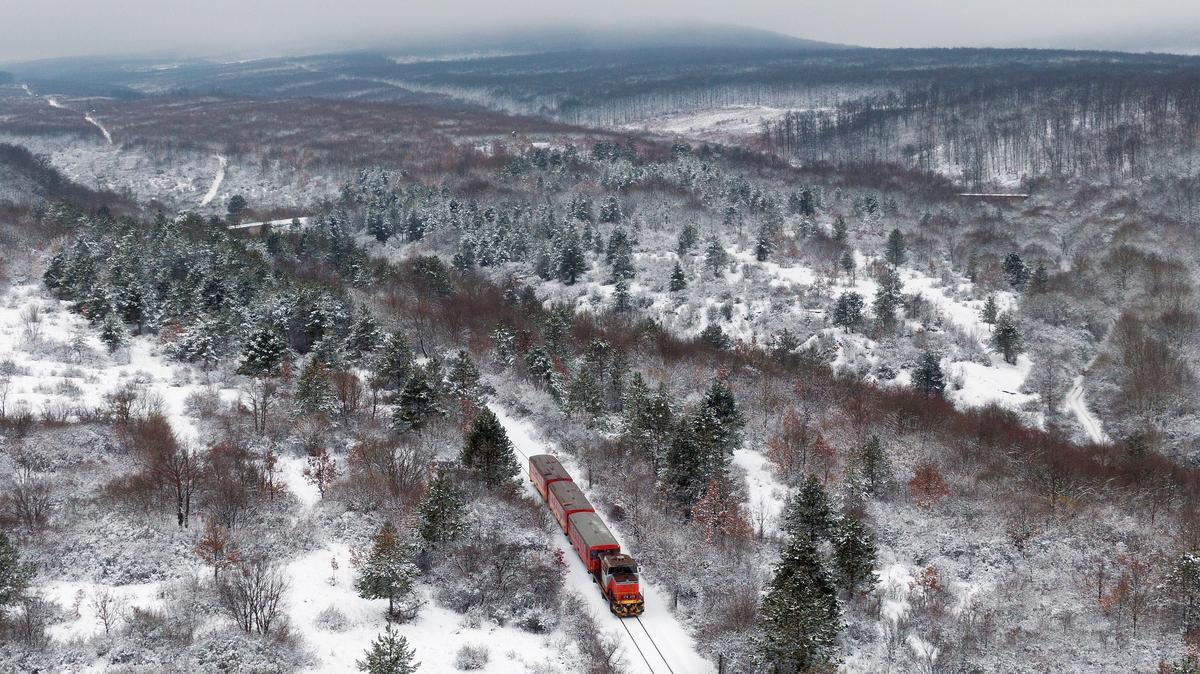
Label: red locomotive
xmin=529 ymin=454 xmax=645 ymax=617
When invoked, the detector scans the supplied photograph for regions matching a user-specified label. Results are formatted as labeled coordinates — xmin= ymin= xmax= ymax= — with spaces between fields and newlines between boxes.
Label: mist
xmin=3 ymin=0 xmax=1200 ymax=62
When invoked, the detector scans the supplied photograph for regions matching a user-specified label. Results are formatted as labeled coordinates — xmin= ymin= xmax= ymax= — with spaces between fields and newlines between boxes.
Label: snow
xmin=1064 ymin=374 xmax=1108 ymax=443
xmin=43 ymin=580 xmax=165 ymax=642
xmin=489 ymin=404 xmax=717 ymax=674
xmin=200 ymin=154 xmax=228 ymax=206
xmin=84 ymin=113 xmax=114 ymax=145
xmin=228 ymin=216 xmax=312 ymax=231
xmin=622 ymin=105 xmax=794 ymax=140
xmin=47 ymin=96 xmax=66 ymax=110
xmin=733 ymin=447 xmax=789 ymax=536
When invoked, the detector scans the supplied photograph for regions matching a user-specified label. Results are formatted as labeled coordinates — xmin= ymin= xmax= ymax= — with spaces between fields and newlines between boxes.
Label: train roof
xmin=529 ymin=454 xmax=572 ymax=482
xmin=549 ymin=480 xmax=593 ymax=512
xmin=569 ymin=511 xmax=619 ymax=550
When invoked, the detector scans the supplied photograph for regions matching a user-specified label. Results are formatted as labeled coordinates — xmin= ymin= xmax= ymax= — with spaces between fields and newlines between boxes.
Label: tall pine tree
xmin=460 ymin=408 xmax=520 ymax=489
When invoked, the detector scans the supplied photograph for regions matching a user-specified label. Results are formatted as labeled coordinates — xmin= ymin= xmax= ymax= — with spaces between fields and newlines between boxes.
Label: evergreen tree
xmin=599 ymin=195 xmax=623 ymax=223
xmin=759 ymin=531 xmax=840 ymax=672
xmin=991 ymin=312 xmax=1023 ymax=365
xmin=460 ymin=408 xmax=520 ymax=489
xmin=833 ymin=516 xmax=878 ymax=596
xmin=699 ymin=323 xmax=730 ymax=350
xmin=832 ymin=292 xmax=864 ymax=331
xmin=417 ymin=471 xmax=468 ymax=548
xmin=446 ymin=350 xmax=481 ymax=402
xmin=783 ymin=475 xmax=835 ymax=542
xmin=626 ymin=383 xmax=675 ymax=473
xmin=913 ymin=351 xmax=946 ymax=398
xmin=376 ymin=331 xmax=415 ymax=389
xmin=1028 ymin=264 xmax=1050 ymax=294
xmin=542 ymin=305 xmax=572 ymax=356
xmin=226 ymin=194 xmax=248 ymax=225
xmin=556 ymin=226 xmax=587 ymax=285
xmin=0 ymin=530 xmax=34 ymax=609
xmin=872 ymin=268 xmax=903 ymax=330
xmin=754 ymin=230 xmax=773 ymax=262
xmin=702 ymin=378 xmax=746 ymax=453
xmin=357 ymin=624 xmax=419 ymax=674
xmin=356 ymin=522 xmax=419 ymax=619
xmin=980 ymin=294 xmax=999 ymax=326
xmin=851 ymin=435 xmax=892 ymax=498
xmin=613 ymin=276 xmax=632 ymax=313
xmin=1002 ymin=252 xmax=1029 ymax=290
xmin=839 ymin=249 xmax=856 ymax=281
xmin=99 ymin=313 xmax=127 ymax=353
xmin=345 ymin=306 xmax=382 ymax=360
xmin=676 ymin=223 xmax=699 ymax=256
xmin=296 ymin=358 xmax=336 ymax=414
xmin=832 ymin=216 xmax=848 ymax=244
xmin=884 ymin=228 xmax=907 ymax=267
xmin=669 ymin=262 xmax=688 ymax=292
xmin=393 ymin=363 xmax=443 ymax=433
xmin=704 ymin=237 xmax=728 ymax=277
xmin=238 ymin=324 xmax=289 ymax=376
xmin=568 ymin=364 xmax=605 ymax=419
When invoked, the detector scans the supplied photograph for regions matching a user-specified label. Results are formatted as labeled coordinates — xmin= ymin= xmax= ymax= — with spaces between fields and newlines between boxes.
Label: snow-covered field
xmin=621 ymin=105 xmax=792 ymax=140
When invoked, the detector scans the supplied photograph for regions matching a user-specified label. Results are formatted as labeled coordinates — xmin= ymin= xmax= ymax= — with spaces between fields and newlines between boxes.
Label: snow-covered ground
xmin=490 ymin=404 xmax=716 ymax=674
xmin=622 ymin=105 xmax=793 ymax=140
xmin=200 ymin=155 xmax=228 ymax=206
xmin=1063 ymin=374 xmax=1108 ymax=443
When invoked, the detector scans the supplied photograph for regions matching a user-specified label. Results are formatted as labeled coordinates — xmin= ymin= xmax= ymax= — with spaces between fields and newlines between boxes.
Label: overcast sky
xmin=3 ymin=0 xmax=1200 ymax=62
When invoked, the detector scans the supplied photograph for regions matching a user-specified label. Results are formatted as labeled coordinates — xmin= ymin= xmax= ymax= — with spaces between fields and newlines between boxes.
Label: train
xmin=529 ymin=454 xmax=645 ymax=617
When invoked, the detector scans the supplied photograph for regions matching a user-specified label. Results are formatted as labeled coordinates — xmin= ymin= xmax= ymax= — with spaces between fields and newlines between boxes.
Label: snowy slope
xmin=490 ymin=405 xmax=717 ymax=674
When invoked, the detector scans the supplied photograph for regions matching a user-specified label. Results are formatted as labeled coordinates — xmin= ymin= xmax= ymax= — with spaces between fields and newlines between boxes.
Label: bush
xmin=454 ymin=644 xmax=490 ymax=670
xmin=313 ymin=605 xmax=350 ymax=632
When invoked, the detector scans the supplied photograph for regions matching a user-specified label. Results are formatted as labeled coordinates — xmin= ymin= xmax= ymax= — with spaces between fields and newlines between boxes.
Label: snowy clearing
xmin=200 ymin=155 xmax=228 ymax=206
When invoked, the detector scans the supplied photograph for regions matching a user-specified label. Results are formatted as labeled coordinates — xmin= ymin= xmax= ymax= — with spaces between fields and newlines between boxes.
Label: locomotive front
xmin=600 ymin=553 xmax=645 ymax=617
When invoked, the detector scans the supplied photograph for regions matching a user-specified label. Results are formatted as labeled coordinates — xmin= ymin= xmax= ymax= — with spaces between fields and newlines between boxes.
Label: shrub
xmin=454 ymin=644 xmax=490 ymax=670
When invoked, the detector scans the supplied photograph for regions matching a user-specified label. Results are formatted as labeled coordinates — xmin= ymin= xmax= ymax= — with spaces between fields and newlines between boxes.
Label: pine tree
xmin=460 ymin=407 xmax=520 ymax=489
xmin=884 ymin=228 xmax=907 ymax=267
xmin=393 ymin=363 xmax=443 ymax=433
xmin=669 ymin=262 xmax=688 ymax=292
xmin=783 ymin=475 xmax=835 ymax=542
xmin=991 ymin=312 xmax=1023 ymax=365
xmin=913 ymin=351 xmax=946 ymax=398
xmin=99 ymin=313 xmax=127 ymax=353
xmin=357 ymin=624 xmax=419 ymax=674
xmin=417 ymin=471 xmax=468 ymax=548
xmin=0 ymin=530 xmax=34 ymax=609
xmin=599 ymin=195 xmax=623 ymax=223
xmin=556 ymin=226 xmax=587 ymax=285
xmin=376 ymin=331 xmax=414 ymax=390
xmin=873 ymin=268 xmax=903 ymax=329
xmin=832 ymin=216 xmax=847 ymax=244
xmin=851 ymin=435 xmax=892 ymax=498
xmin=627 ymin=383 xmax=675 ymax=473
xmin=759 ymin=531 xmax=840 ymax=672
xmin=754 ymin=231 xmax=773 ymax=262
xmin=832 ymin=292 xmax=864 ymax=331
xmin=839 ymin=249 xmax=856 ymax=281
xmin=704 ymin=237 xmax=728 ymax=277
xmin=833 ymin=516 xmax=878 ymax=596
xmin=446 ymin=350 xmax=481 ymax=402
xmin=699 ymin=323 xmax=729 ymax=350
xmin=980 ymin=294 xmax=999 ymax=326
xmin=238 ymin=324 xmax=288 ymax=376
xmin=345 ymin=306 xmax=382 ymax=360
xmin=702 ymin=378 xmax=746 ymax=453
xmin=1003 ymin=252 xmax=1029 ymax=290
xmin=296 ymin=358 xmax=336 ymax=414
xmin=613 ymin=276 xmax=632 ymax=313
xmin=355 ymin=522 xmax=420 ymax=619
xmin=676 ymin=223 xmax=699 ymax=256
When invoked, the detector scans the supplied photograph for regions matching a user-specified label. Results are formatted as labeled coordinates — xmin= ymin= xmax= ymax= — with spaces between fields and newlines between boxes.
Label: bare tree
xmin=217 ymin=557 xmax=289 ymax=636
xmin=91 ymin=588 xmax=127 ymax=637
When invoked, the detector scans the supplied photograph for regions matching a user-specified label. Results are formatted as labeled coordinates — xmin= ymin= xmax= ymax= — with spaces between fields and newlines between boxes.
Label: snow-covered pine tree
xmin=1003 ymin=252 xmax=1029 ymax=290
xmin=295 ymin=358 xmax=336 ymax=414
xmin=375 ymin=331 xmax=415 ymax=389
xmin=669 ymin=262 xmax=688 ymax=292
xmin=851 ymin=435 xmax=892 ymax=498
xmin=704 ymin=237 xmax=728 ymax=277
xmin=758 ymin=529 xmax=840 ymax=671
xmin=416 ymin=471 xmax=468 ymax=548
xmin=913 ymin=351 xmax=946 ymax=397
xmin=782 ymin=474 xmax=835 ymax=542
xmin=884 ymin=228 xmax=907 ymax=267
xmin=556 ymin=225 xmax=587 ymax=285
xmin=991 ymin=311 xmax=1023 ymax=365
xmin=460 ymin=407 xmax=519 ymax=489
xmin=676 ymin=223 xmax=699 ymax=256
xmin=980 ymin=294 xmax=1000 ymax=326
xmin=839 ymin=249 xmax=856 ymax=281
xmin=832 ymin=291 xmax=864 ymax=331
xmin=872 ymin=267 xmax=903 ymax=330
xmin=833 ymin=515 xmax=879 ymax=596
xmin=99 ymin=313 xmax=127 ymax=354
xmin=345 ymin=306 xmax=382 ymax=360
xmin=357 ymin=624 xmax=419 ymax=674
xmin=238 ymin=324 xmax=289 ymax=376
xmin=355 ymin=522 xmax=420 ymax=619
xmin=392 ymin=363 xmax=443 ymax=433
xmin=446 ymin=350 xmax=481 ymax=402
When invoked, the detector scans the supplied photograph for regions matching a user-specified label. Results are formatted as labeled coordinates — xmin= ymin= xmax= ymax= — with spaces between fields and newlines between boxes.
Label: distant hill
xmin=381 ymin=23 xmax=850 ymax=59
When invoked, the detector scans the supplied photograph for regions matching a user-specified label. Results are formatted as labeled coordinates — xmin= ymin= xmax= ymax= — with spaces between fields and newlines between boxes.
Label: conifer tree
xmin=832 ymin=292 xmax=864 ymax=331
xmin=393 ymin=363 xmax=443 ymax=433
xmin=613 ymin=277 xmax=632 ymax=313
xmin=355 ymin=522 xmax=420 ymax=619
xmin=704 ymin=237 xmax=728 ymax=277
xmin=556 ymin=226 xmax=587 ymax=285
xmin=758 ymin=531 xmax=840 ymax=672
xmin=851 ymin=435 xmax=892 ymax=498
xmin=460 ymin=408 xmax=520 ymax=489
xmin=980 ymin=294 xmax=999 ymax=326
xmin=833 ymin=516 xmax=879 ymax=596
xmin=238 ymin=324 xmax=289 ymax=376
xmin=627 ymin=383 xmax=675 ymax=473
xmin=783 ymin=475 xmax=835 ymax=542
xmin=913 ymin=351 xmax=946 ymax=398
xmin=345 ymin=306 xmax=382 ymax=360
xmin=839 ymin=249 xmax=856 ymax=281
xmin=357 ymin=624 xmax=419 ymax=674
xmin=832 ymin=216 xmax=848 ymax=244
xmin=99 ymin=313 xmax=127 ymax=353
xmin=754 ymin=230 xmax=773 ymax=262
xmin=676 ymin=223 xmax=699 ymax=255
xmin=1003 ymin=252 xmax=1029 ymax=290
xmin=417 ymin=471 xmax=468 ymax=548
xmin=376 ymin=331 xmax=415 ymax=389
xmin=446 ymin=350 xmax=481 ymax=403
xmin=669 ymin=262 xmax=688 ymax=292
xmin=702 ymin=378 xmax=746 ymax=453
xmin=699 ymin=323 xmax=729 ymax=350
xmin=873 ymin=268 xmax=904 ymax=330
xmin=296 ymin=358 xmax=336 ymax=414
xmin=991 ymin=312 xmax=1023 ymax=365
xmin=884 ymin=228 xmax=907 ymax=267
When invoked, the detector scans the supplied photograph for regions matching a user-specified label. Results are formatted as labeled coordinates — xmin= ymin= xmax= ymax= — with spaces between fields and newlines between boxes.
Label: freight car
xmin=529 ymin=454 xmax=645 ymax=617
